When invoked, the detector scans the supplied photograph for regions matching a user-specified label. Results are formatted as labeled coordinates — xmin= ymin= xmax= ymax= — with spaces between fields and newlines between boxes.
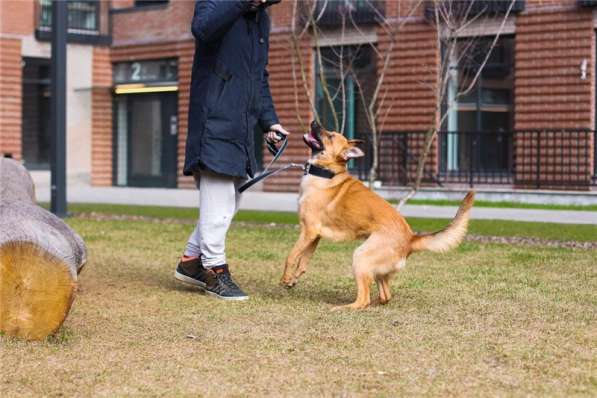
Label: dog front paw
xmin=280 ymin=276 xmax=297 ymax=288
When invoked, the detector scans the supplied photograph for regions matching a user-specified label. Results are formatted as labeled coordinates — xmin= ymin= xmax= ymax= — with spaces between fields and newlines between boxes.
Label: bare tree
xmin=289 ymin=0 xmax=424 ymax=187
xmin=397 ymin=0 xmax=516 ymax=207
xmin=288 ymin=0 xmax=514 ymax=198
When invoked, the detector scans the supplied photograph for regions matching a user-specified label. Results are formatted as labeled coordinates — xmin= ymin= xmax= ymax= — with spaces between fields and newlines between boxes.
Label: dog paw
xmin=280 ymin=278 xmax=297 ymax=289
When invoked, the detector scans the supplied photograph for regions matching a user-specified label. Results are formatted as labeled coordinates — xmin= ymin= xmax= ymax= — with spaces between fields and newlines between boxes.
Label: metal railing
xmin=353 ymin=129 xmax=597 ymax=190
xmin=304 ymin=0 xmax=385 ymax=27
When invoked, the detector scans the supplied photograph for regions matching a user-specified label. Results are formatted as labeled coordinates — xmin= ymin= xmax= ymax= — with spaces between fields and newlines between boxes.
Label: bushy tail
xmin=410 ymin=192 xmax=475 ymax=253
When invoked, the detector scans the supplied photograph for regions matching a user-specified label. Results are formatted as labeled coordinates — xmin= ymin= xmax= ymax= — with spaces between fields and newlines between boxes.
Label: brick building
xmin=1 ymin=0 xmax=596 ymax=192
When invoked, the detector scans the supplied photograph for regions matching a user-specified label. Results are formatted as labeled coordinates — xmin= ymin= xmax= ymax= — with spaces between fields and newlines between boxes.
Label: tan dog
xmin=281 ymin=121 xmax=475 ymax=310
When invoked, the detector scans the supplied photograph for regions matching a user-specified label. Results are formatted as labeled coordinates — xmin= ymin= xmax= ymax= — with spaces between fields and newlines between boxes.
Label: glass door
xmin=114 ymin=92 xmax=178 ymax=187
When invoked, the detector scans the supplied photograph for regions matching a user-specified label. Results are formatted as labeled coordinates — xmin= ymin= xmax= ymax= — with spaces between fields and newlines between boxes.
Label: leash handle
xmin=238 ymin=132 xmax=300 ymax=193
xmin=238 ymin=162 xmax=303 ymax=193
xmin=263 ymin=133 xmax=288 ymax=172
xmin=265 ymin=132 xmax=286 ymax=157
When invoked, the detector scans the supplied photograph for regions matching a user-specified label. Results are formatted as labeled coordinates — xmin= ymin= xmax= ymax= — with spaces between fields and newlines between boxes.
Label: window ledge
xmin=110 ymin=4 xmax=169 ymax=14
xmin=35 ymin=28 xmax=111 ymax=46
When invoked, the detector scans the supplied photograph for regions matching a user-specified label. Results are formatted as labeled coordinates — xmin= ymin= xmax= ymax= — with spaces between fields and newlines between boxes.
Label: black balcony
xmin=578 ymin=0 xmax=597 ymax=7
xmin=306 ymin=0 xmax=385 ymax=27
xmin=424 ymin=0 xmax=525 ymax=21
xmin=353 ymin=130 xmax=597 ymax=190
xmin=35 ymin=0 xmax=110 ymax=45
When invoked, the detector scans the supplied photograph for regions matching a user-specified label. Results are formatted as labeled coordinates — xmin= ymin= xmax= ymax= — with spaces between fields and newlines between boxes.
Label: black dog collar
xmin=304 ymin=163 xmax=335 ymax=179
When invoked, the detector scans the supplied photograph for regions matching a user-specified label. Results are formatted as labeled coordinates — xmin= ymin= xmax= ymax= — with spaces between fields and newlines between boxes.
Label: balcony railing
xmin=305 ymin=0 xmax=385 ymax=27
xmin=424 ymin=0 xmax=526 ymax=21
xmin=353 ymin=130 xmax=597 ymax=190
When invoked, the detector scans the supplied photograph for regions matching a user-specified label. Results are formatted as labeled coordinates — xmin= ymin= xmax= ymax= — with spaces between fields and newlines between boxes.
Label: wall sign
xmin=113 ymin=59 xmax=178 ymax=84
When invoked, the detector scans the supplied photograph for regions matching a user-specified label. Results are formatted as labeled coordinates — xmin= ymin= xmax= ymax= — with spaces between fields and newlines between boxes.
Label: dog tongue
xmin=304 ymin=133 xmax=321 ymax=149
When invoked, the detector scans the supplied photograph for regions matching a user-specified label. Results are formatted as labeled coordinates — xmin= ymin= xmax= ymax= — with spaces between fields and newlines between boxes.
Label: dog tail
xmin=410 ymin=191 xmax=475 ymax=253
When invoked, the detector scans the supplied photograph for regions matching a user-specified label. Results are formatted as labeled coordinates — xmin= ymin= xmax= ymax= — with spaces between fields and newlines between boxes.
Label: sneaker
xmin=174 ymin=256 xmax=211 ymax=289
xmin=204 ymin=264 xmax=249 ymax=301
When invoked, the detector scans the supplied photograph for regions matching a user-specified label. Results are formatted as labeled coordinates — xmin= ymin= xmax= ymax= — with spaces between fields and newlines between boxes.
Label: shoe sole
xmin=174 ymin=271 xmax=206 ymax=290
xmin=205 ymin=290 xmax=249 ymax=301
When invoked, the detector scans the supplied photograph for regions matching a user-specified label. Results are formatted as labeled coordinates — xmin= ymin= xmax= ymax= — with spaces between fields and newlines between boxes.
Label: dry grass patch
xmin=1 ymin=218 xmax=596 ymax=397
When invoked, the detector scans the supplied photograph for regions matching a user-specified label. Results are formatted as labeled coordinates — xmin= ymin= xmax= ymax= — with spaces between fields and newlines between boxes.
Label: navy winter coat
xmin=183 ymin=0 xmax=279 ymax=178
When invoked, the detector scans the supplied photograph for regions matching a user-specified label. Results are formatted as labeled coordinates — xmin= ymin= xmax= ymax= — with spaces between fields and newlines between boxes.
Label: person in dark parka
xmin=175 ymin=0 xmax=289 ymax=301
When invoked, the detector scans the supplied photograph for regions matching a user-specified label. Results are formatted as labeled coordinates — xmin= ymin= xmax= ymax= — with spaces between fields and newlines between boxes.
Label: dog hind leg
xmin=332 ymin=242 xmax=376 ymax=310
xmin=377 ymin=276 xmax=391 ymax=305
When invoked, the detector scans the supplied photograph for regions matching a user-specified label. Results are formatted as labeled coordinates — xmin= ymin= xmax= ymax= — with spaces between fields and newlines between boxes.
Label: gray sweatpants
xmin=184 ymin=170 xmax=246 ymax=268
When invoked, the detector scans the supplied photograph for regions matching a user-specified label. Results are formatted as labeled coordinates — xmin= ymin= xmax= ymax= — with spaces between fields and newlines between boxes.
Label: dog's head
xmin=303 ymin=121 xmax=364 ymax=171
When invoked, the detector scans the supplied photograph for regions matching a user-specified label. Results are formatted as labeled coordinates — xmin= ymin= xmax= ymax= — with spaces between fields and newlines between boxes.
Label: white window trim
xmin=441 ymin=15 xmax=516 ymax=38
xmin=314 ymin=26 xmax=377 ymax=47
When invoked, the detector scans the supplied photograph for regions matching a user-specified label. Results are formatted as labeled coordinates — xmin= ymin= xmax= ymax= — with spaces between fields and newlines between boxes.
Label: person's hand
xmin=249 ymin=0 xmax=267 ymax=11
xmin=266 ymin=124 xmax=290 ymax=143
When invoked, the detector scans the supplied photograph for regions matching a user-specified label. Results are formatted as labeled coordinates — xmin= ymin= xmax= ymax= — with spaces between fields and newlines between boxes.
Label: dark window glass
xmin=315 ymin=45 xmax=376 ymax=173
xmin=134 ymin=0 xmax=169 ymax=7
xmin=39 ymin=0 xmax=99 ymax=32
xmin=22 ymin=57 xmax=51 ymax=170
xmin=442 ymin=36 xmax=514 ymax=174
xmin=315 ymin=45 xmax=376 ymax=138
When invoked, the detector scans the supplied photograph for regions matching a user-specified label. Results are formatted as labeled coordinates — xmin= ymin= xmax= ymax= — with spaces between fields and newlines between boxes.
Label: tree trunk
xmin=0 ymin=158 xmax=87 ymax=340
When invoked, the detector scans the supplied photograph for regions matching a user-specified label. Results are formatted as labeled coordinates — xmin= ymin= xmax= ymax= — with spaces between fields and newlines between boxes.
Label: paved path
xmin=34 ymin=185 xmax=597 ymax=225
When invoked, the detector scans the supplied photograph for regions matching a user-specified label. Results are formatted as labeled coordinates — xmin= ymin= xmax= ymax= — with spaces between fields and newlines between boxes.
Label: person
xmin=174 ymin=0 xmax=288 ymax=301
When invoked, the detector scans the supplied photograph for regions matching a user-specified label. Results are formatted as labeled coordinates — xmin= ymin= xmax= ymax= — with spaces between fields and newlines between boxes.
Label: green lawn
xmin=1 ymin=215 xmax=596 ymax=397
xmin=62 ymin=202 xmax=597 ymax=242
xmin=399 ymin=198 xmax=597 ymax=212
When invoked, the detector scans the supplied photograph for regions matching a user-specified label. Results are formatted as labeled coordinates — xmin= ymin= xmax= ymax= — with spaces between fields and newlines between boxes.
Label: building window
xmin=308 ymin=0 xmax=385 ymax=27
xmin=39 ymin=0 xmax=99 ymax=33
xmin=22 ymin=58 xmax=51 ymax=170
xmin=134 ymin=0 xmax=169 ymax=7
xmin=315 ymin=45 xmax=376 ymax=171
xmin=315 ymin=45 xmax=376 ymax=136
xmin=442 ymin=36 xmax=514 ymax=174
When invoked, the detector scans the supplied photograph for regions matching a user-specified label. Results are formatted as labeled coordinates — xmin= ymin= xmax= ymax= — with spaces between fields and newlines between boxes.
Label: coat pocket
xmin=206 ymin=62 xmax=232 ymax=113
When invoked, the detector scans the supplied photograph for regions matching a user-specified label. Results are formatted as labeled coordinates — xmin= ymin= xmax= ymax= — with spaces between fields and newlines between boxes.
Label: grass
xmin=403 ymin=198 xmax=597 ymax=212
xmin=1 ymin=216 xmax=596 ymax=397
xmin=60 ymin=202 xmax=597 ymax=242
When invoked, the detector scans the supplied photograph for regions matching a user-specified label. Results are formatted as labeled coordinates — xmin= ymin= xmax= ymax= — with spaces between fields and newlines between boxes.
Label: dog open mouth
xmin=303 ymin=121 xmax=324 ymax=151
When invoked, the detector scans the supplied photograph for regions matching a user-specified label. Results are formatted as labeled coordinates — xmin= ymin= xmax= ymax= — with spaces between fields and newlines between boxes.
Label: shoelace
xmin=217 ymin=272 xmax=241 ymax=291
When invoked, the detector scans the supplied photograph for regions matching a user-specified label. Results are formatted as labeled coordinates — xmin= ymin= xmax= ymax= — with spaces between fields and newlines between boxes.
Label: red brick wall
xmin=377 ymin=22 xmax=438 ymax=131
xmin=0 ymin=0 xmax=35 ymax=36
xmin=514 ymin=8 xmax=595 ymax=188
xmin=263 ymin=33 xmax=313 ymax=192
xmin=0 ymin=38 xmax=23 ymax=160
xmin=176 ymin=40 xmax=196 ymax=189
xmin=376 ymin=20 xmax=439 ymax=185
xmin=515 ymin=9 xmax=594 ymax=129
xmin=111 ymin=1 xmax=194 ymax=46
xmin=91 ymin=47 xmax=113 ymax=186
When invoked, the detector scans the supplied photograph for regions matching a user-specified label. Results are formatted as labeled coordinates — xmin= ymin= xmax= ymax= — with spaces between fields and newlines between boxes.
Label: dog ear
xmin=341 ymin=146 xmax=365 ymax=160
xmin=347 ymin=139 xmax=364 ymax=146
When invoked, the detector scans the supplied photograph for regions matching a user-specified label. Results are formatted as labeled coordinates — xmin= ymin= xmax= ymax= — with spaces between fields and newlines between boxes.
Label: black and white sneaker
xmin=204 ymin=264 xmax=249 ymax=301
xmin=174 ymin=257 xmax=211 ymax=289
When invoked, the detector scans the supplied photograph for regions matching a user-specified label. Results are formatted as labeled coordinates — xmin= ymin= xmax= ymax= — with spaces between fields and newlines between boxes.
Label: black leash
xmin=238 ymin=134 xmax=304 ymax=193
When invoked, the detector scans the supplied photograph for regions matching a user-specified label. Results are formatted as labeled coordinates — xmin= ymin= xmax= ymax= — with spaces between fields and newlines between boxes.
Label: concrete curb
xmin=33 ymin=185 xmax=597 ymax=225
